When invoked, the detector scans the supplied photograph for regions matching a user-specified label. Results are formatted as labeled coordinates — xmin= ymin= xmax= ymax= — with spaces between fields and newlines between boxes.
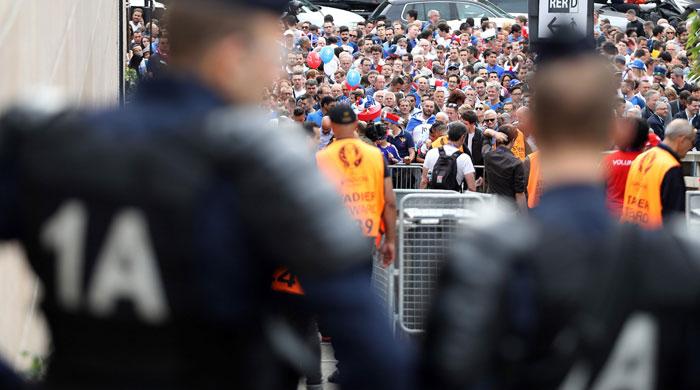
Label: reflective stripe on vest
xmin=271 ymin=267 xmax=304 ymax=295
xmin=620 ymin=147 xmax=680 ymax=229
xmin=316 ymin=138 xmax=386 ymax=237
xmin=527 ymin=151 xmax=541 ymax=209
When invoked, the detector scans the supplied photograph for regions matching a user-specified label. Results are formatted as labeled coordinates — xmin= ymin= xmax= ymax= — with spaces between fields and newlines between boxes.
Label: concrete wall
xmin=0 ymin=0 xmax=123 ymax=372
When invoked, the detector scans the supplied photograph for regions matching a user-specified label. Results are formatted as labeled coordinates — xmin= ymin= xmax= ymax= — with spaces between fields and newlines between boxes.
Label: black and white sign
xmin=528 ymin=0 xmax=593 ymax=45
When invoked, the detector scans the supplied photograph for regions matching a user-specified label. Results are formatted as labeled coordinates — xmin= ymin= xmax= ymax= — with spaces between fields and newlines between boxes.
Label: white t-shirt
xmin=423 ymin=144 xmax=475 ymax=185
xmin=467 ymin=132 xmax=475 ymax=154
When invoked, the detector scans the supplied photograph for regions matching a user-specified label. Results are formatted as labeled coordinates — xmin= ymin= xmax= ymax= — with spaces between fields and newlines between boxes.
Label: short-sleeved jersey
xmin=423 ymin=144 xmax=475 ymax=186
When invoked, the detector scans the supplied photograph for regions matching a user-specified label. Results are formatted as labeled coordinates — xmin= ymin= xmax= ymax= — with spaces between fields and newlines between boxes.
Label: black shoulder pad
xmin=0 ymin=105 xmax=72 ymax=163
xmin=202 ymin=107 xmax=371 ymax=276
xmin=421 ymin=214 xmax=539 ymax=388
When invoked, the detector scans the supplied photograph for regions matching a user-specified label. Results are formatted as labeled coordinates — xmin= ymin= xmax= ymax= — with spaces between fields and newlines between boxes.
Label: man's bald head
xmin=665 ymin=119 xmax=695 ymax=141
xmin=515 ymin=106 xmax=531 ymax=134
xmin=532 ymin=55 xmax=617 ymax=149
xmin=435 ymin=112 xmax=449 ymax=123
xmin=663 ymin=119 xmax=696 ymax=158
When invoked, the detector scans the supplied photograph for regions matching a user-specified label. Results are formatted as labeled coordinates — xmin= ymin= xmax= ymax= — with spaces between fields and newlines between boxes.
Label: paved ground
xmin=0 ymin=244 xmax=48 ymax=373
xmin=297 ymin=342 xmax=339 ymax=390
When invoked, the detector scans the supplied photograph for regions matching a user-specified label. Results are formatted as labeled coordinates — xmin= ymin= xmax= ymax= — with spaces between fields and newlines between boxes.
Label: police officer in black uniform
xmin=420 ymin=53 xmax=700 ymax=389
xmin=0 ymin=0 xmax=410 ymax=388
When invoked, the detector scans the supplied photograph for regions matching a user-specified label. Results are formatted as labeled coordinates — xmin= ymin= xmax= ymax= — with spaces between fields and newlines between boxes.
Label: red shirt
xmin=604 ymin=150 xmax=643 ymax=217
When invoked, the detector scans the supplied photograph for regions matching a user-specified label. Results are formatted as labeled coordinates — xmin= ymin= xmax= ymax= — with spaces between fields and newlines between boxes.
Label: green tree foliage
xmin=687 ymin=11 xmax=700 ymax=79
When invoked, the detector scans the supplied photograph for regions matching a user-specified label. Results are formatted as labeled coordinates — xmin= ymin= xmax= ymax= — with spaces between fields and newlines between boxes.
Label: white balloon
xmin=324 ymin=58 xmax=338 ymax=77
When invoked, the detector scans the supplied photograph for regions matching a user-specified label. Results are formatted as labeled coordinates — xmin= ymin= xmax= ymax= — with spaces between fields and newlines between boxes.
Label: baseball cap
xmin=328 ymin=104 xmax=357 ymax=124
xmin=653 ymin=66 xmax=667 ymax=76
xmin=629 ymin=59 xmax=645 ymax=70
xmin=447 ymin=64 xmax=460 ymax=71
xmin=509 ymin=79 xmax=522 ymax=89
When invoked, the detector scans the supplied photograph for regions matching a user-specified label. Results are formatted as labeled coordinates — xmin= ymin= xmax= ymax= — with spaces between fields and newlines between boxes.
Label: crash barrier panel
xmin=371 ymin=246 xmax=396 ymax=331
xmin=397 ymin=193 xmax=495 ymax=334
xmin=389 ymin=164 xmax=423 ymax=190
xmin=388 ymin=164 xmax=486 ymax=191
xmin=394 ymin=189 xmax=457 ymax=205
xmin=687 ymin=191 xmax=700 ymax=227
xmin=370 ymin=189 xmax=458 ymax=334
xmin=684 ymin=151 xmax=700 ymax=175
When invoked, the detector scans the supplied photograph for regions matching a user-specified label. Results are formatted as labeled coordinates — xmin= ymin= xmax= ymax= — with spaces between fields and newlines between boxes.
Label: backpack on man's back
xmin=428 ymin=147 xmax=461 ymax=191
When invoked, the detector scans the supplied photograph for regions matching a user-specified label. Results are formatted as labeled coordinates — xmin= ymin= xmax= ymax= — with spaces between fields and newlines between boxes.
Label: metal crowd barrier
xmin=371 ymin=247 xmax=396 ymax=331
xmin=397 ymin=192 xmax=494 ymax=334
xmin=389 ymin=164 xmax=423 ymax=190
xmin=394 ymin=189 xmax=456 ymax=205
xmin=371 ymin=189 xmax=461 ymax=335
xmin=687 ymin=191 xmax=700 ymax=226
xmin=388 ymin=164 xmax=486 ymax=191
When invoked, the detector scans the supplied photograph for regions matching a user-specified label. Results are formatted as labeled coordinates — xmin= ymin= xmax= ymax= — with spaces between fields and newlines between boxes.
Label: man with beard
xmin=338 ymin=25 xmax=358 ymax=53
xmin=406 ymin=99 xmax=437 ymax=149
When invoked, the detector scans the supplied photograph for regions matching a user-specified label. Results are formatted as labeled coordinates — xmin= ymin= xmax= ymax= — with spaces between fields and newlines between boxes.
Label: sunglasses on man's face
xmin=475 ymin=107 xmax=484 ymax=111
xmin=350 ymin=34 xmax=358 ymax=37
xmin=484 ymin=118 xmax=497 ymax=122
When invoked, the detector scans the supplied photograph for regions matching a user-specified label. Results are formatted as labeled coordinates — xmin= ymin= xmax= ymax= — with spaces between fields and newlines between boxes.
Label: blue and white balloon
xmin=320 ymin=46 xmax=335 ymax=64
xmin=346 ymin=69 xmax=361 ymax=87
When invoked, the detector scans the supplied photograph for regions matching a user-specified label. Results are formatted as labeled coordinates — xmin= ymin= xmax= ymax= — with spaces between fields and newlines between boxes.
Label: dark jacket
xmin=626 ymin=19 xmax=645 ymax=37
xmin=669 ymin=99 xmax=683 ymax=117
xmin=648 ymin=113 xmax=666 ymax=139
xmin=483 ymin=146 xmax=525 ymax=199
xmin=674 ymin=110 xmax=700 ymax=149
xmin=0 ymin=77 xmax=409 ymax=390
xmin=421 ymin=185 xmax=700 ymax=390
xmin=463 ymin=128 xmax=484 ymax=177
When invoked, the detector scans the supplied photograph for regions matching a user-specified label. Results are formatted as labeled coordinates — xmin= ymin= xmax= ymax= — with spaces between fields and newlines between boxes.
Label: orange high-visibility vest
xmin=316 ymin=138 xmax=386 ymax=238
xmin=527 ymin=151 xmax=541 ymax=208
xmin=621 ymin=146 xmax=680 ymax=229
xmin=432 ymin=135 xmax=464 ymax=152
xmin=511 ymin=129 xmax=527 ymax=161
xmin=271 ymin=267 xmax=304 ymax=295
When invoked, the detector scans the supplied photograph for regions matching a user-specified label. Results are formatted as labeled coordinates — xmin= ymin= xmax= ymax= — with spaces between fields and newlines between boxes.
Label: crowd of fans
xmin=124 ymin=4 xmax=699 ymax=210
xmin=126 ymin=8 xmax=169 ymax=83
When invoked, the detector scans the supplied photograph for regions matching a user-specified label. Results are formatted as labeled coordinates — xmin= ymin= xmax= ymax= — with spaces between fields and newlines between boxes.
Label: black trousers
xmin=273 ymin=293 xmax=323 ymax=388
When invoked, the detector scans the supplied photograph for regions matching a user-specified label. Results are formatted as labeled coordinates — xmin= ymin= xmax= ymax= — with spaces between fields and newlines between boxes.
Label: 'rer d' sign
xmin=529 ymin=0 xmax=592 ymax=44
xmin=548 ymin=0 xmax=578 ymax=13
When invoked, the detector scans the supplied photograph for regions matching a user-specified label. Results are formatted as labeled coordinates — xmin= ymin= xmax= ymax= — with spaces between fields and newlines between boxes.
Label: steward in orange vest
xmin=315 ymin=105 xmax=398 ymax=266
xmin=483 ymin=127 xmax=529 ymax=161
xmin=511 ymin=129 xmax=528 ymax=161
xmin=621 ymin=138 xmax=689 ymax=229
